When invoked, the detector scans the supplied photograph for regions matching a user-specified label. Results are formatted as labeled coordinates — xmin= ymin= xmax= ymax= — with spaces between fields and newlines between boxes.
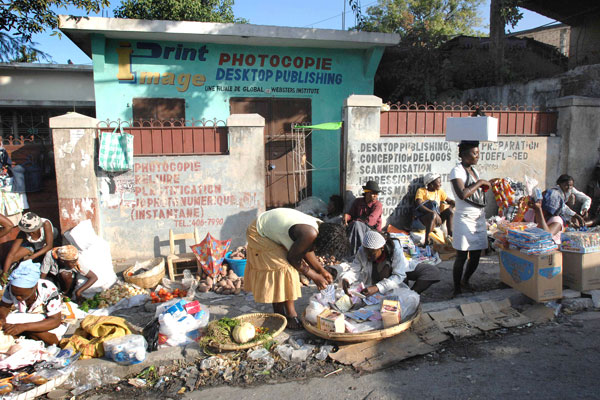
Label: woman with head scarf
xmin=449 ymin=141 xmax=491 ymax=297
xmin=525 ymin=189 xmax=565 ymax=245
xmin=3 ymin=212 xmax=57 ymax=277
xmin=0 ymin=260 xmax=65 ymax=345
xmin=244 ymin=208 xmax=348 ymax=329
xmin=41 ymin=245 xmax=98 ymax=300
xmin=412 ymin=172 xmax=455 ymax=245
xmin=339 ymin=230 xmax=440 ymax=296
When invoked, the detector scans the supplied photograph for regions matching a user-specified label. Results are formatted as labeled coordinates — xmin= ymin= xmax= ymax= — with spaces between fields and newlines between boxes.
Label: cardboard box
xmin=562 ymin=251 xmax=600 ymax=291
xmin=381 ymin=299 xmax=401 ymax=328
xmin=445 ymin=116 xmax=498 ymax=142
xmin=498 ymin=249 xmax=562 ymax=302
xmin=317 ymin=309 xmax=345 ymax=333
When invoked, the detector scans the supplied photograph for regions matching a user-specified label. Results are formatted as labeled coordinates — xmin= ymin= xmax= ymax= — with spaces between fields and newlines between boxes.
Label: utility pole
xmin=490 ymin=0 xmax=505 ymax=85
xmin=342 ymin=0 xmax=346 ymax=30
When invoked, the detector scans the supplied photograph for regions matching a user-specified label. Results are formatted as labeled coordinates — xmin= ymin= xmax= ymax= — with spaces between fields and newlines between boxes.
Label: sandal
xmin=286 ymin=316 xmax=304 ymax=331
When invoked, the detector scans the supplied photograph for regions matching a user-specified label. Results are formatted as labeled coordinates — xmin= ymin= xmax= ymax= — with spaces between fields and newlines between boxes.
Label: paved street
xmin=185 ymin=312 xmax=600 ymax=400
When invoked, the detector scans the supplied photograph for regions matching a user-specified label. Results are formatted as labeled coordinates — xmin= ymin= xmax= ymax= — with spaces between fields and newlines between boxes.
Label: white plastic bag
xmin=386 ymin=287 xmax=420 ymax=322
xmin=103 ymin=334 xmax=147 ymax=365
xmin=305 ymin=297 xmax=326 ymax=324
xmin=76 ymin=238 xmax=118 ymax=298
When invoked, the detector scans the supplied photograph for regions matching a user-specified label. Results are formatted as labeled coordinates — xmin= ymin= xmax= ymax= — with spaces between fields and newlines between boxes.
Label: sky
xmin=28 ymin=0 xmax=556 ymax=65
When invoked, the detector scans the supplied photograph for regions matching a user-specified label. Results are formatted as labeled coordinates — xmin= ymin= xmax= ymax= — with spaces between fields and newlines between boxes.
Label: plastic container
xmin=224 ymin=251 xmax=246 ymax=277
xmin=103 ymin=334 xmax=147 ymax=365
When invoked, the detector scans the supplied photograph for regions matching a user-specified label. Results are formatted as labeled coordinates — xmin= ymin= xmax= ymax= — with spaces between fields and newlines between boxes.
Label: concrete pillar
xmin=226 ymin=113 xmax=267 ymax=214
xmin=342 ymin=95 xmax=382 ymax=203
xmin=49 ymin=112 xmax=100 ymax=234
xmin=549 ymin=96 xmax=600 ymax=185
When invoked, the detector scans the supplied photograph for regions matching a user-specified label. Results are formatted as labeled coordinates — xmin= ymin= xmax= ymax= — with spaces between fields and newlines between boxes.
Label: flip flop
xmin=286 ymin=316 xmax=303 ymax=331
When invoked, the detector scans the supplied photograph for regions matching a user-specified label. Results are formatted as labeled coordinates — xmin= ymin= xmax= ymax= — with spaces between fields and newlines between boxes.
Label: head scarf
xmin=18 ymin=212 xmax=42 ymax=233
xmin=362 ymin=231 xmax=386 ymax=250
xmin=9 ymin=260 xmax=41 ymax=289
xmin=542 ymin=188 xmax=565 ymax=217
xmin=53 ymin=245 xmax=79 ymax=261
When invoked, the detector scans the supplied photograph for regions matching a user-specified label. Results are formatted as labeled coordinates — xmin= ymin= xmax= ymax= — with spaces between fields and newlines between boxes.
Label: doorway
xmin=230 ymin=98 xmax=312 ymax=208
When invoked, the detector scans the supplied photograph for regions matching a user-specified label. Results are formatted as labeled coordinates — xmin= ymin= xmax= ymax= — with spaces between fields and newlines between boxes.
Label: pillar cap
xmin=344 ymin=95 xmax=382 ymax=107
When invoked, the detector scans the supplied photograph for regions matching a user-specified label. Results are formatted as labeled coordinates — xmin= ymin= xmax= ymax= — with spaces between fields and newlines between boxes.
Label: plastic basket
xmin=224 ymin=251 xmax=246 ymax=277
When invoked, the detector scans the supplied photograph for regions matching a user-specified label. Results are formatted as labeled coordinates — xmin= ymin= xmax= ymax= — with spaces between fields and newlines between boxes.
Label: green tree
xmin=356 ymin=0 xmax=484 ymax=103
xmin=358 ymin=0 xmax=484 ymax=40
xmin=113 ymin=0 xmax=247 ymax=23
xmin=0 ymin=0 xmax=109 ymax=61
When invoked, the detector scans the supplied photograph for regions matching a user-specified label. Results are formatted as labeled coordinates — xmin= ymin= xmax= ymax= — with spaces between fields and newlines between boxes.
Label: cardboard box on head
xmin=445 ymin=116 xmax=498 ymax=142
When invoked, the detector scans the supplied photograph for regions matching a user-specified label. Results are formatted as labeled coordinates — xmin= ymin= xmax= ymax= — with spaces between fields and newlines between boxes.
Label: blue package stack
xmin=507 ymin=227 xmax=558 ymax=255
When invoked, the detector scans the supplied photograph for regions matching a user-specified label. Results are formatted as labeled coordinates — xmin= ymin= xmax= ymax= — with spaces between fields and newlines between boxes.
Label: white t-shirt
xmin=449 ymin=164 xmax=484 ymax=216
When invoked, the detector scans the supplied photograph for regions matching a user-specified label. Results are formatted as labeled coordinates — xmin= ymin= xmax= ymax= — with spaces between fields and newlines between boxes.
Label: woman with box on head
xmin=244 ymin=208 xmax=348 ymax=330
xmin=553 ymin=174 xmax=590 ymax=227
xmin=339 ymin=230 xmax=440 ymax=296
xmin=413 ymin=172 xmax=455 ymax=246
xmin=450 ymin=141 xmax=491 ymax=297
xmin=525 ymin=189 xmax=565 ymax=245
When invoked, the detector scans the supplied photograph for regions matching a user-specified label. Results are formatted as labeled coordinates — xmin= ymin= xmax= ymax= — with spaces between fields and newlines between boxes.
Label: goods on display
xmin=200 ymin=317 xmax=271 ymax=348
xmin=79 ymin=283 xmax=147 ymax=312
xmin=150 ymin=288 xmax=187 ymax=303
xmin=560 ymin=230 xmax=600 ymax=253
xmin=103 ymin=334 xmax=147 ymax=365
xmin=507 ymin=227 xmax=557 ymax=255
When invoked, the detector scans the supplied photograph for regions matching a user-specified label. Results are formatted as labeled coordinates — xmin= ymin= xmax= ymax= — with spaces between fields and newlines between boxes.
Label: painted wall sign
xmin=92 ymin=38 xmax=384 ymax=201
xmin=346 ymin=136 xmax=562 ymax=228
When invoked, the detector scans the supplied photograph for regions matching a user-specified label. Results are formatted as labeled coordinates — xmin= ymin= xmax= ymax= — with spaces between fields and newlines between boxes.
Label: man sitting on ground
xmin=340 ymin=231 xmax=441 ymax=296
xmin=344 ymin=180 xmax=383 ymax=256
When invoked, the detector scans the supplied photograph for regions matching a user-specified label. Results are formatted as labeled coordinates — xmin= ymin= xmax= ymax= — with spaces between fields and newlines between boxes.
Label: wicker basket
xmin=302 ymin=306 xmax=421 ymax=343
xmin=123 ymin=257 xmax=165 ymax=289
xmin=209 ymin=313 xmax=287 ymax=351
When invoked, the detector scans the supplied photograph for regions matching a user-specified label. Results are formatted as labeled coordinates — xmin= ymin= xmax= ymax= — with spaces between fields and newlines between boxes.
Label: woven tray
xmin=124 ymin=257 xmax=165 ymax=289
xmin=302 ymin=306 xmax=421 ymax=343
xmin=208 ymin=313 xmax=287 ymax=351
xmin=11 ymin=370 xmax=72 ymax=400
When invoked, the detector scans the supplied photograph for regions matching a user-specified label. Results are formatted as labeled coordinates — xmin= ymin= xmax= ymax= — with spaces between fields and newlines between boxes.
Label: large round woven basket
xmin=208 ymin=313 xmax=287 ymax=351
xmin=302 ymin=306 xmax=421 ymax=343
xmin=124 ymin=257 xmax=165 ymax=289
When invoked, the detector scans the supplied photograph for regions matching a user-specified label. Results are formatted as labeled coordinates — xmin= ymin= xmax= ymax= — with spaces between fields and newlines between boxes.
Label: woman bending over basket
xmin=244 ymin=208 xmax=348 ymax=330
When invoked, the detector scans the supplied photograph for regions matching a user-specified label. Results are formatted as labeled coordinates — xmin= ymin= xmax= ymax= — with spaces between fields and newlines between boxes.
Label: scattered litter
xmin=315 ymin=345 xmax=334 ymax=361
xmin=324 ymin=368 xmax=343 ymax=378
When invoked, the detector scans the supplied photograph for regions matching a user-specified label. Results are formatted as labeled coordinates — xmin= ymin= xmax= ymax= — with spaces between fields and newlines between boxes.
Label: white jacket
xmin=338 ymin=240 xmax=410 ymax=294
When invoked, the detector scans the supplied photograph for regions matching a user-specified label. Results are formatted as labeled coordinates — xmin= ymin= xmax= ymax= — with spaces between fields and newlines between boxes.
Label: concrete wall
xmin=49 ymin=112 xmax=100 ymax=234
xmin=551 ymin=96 xmax=600 ymax=188
xmin=95 ymin=114 xmax=266 ymax=260
xmin=51 ymin=112 xmax=266 ymax=260
xmin=343 ymin=96 xmax=563 ymax=229
xmin=570 ymin=14 xmax=600 ymax=68
xmin=0 ymin=63 xmax=94 ymax=106
xmin=439 ymin=64 xmax=600 ymax=109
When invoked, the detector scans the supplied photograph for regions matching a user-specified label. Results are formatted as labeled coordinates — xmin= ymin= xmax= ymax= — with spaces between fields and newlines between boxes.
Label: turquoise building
xmin=60 ymin=17 xmax=398 ymax=206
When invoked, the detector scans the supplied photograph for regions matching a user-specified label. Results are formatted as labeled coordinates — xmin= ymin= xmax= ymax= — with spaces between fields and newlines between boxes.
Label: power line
xmin=302 ymin=0 xmax=379 ymax=29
